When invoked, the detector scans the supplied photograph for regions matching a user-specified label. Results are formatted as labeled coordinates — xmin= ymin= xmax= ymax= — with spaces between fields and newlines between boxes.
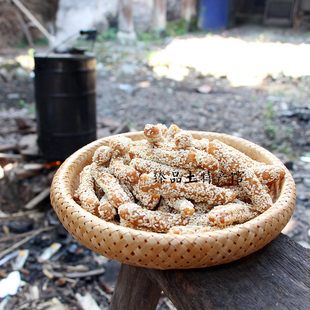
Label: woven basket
xmin=50 ymin=131 xmax=296 ymax=270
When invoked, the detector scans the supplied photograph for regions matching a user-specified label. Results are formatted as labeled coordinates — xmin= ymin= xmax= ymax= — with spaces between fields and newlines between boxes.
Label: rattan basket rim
xmin=50 ymin=131 xmax=296 ymax=269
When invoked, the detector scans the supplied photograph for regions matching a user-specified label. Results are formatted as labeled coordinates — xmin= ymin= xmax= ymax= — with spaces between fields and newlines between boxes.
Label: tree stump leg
xmin=141 ymin=234 xmax=310 ymax=310
xmin=109 ymin=264 xmax=161 ymax=310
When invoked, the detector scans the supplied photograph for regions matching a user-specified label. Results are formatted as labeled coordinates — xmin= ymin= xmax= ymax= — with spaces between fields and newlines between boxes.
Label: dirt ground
xmin=0 ymin=24 xmax=310 ymax=309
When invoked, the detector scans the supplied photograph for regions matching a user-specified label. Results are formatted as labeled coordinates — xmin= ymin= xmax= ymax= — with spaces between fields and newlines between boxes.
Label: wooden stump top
xmin=110 ymin=233 xmax=310 ymax=310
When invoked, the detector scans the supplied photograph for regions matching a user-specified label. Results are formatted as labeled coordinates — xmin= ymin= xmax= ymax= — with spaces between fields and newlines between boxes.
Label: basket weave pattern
xmin=50 ymin=131 xmax=296 ymax=269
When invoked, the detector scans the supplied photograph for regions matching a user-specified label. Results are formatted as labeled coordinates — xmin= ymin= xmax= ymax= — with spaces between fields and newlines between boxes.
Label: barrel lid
xmin=34 ymin=51 xmax=96 ymax=60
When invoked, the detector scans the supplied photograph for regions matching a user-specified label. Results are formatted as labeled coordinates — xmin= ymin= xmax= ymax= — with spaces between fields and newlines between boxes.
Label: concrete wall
xmin=54 ymin=0 xmax=181 ymax=45
xmin=54 ymin=0 xmax=118 ymax=45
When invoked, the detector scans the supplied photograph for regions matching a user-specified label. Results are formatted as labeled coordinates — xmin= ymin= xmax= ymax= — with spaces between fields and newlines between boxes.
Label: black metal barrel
xmin=34 ymin=53 xmax=97 ymax=162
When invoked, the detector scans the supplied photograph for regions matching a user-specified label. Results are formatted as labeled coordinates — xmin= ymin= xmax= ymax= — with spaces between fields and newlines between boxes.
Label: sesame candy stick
xmin=164 ymin=197 xmax=195 ymax=216
xmin=76 ymin=165 xmax=99 ymax=215
xmin=129 ymin=143 xmax=219 ymax=171
xmin=209 ymin=139 xmax=272 ymax=211
xmin=118 ymin=203 xmax=190 ymax=233
xmin=109 ymin=160 xmax=139 ymax=184
xmin=98 ymin=195 xmax=117 ymax=220
xmin=138 ymin=173 xmax=237 ymax=205
xmin=91 ymin=163 xmax=132 ymax=208
xmin=207 ymin=202 xmax=259 ymax=228
xmin=128 ymin=183 xmax=160 ymax=210
xmin=92 ymin=145 xmax=112 ymax=165
xmin=144 ymin=123 xmax=167 ymax=146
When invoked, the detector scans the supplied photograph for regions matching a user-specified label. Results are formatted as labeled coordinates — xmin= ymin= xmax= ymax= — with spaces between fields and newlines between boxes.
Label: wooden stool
xmin=109 ymin=233 xmax=310 ymax=310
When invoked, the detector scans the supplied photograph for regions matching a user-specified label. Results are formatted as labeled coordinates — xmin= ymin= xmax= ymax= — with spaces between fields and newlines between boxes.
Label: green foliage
xmin=157 ymin=116 xmax=167 ymax=124
xmin=28 ymin=48 xmax=35 ymax=57
xmin=262 ymin=100 xmax=293 ymax=154
xmin=19 ymin=100 xmax=35 ymax=115
xmin=15 ymin=36 xmax=49 ymax=49
xmin=263 ymin=100 xmax=277 ymax=139
xmin=166 ymin=19 xmax=189 ymax=37
xmin=263 ymin=118 xmax=277 ymax=140
xmin=136 ymin=31 xmax=162 ymax=48
xmin=15 ymin=39 xmax=28 ymax=49
xmin=96 ymin=28 xmax=117 ymax=41
xmin=277 ymin=144 xmax=293 ymax=155
xmin=264 ymin=100 xmax=276 ymax=119
xmin=34 ymin=37 xmax=49 ymax=45
xmin=147 ymin=51 xmax=158 ymax=60
xmin=139 ymin=32 xmax=157 ymax=42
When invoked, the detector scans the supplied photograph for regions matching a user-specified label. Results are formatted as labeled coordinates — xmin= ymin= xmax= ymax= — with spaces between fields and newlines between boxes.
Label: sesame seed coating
xmin=74 ymin=124 xmax=285 ymax=234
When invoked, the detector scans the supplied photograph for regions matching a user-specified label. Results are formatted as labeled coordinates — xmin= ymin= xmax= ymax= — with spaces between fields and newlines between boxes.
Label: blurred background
xmin=1 ymin=1 xmax=310 ymax=309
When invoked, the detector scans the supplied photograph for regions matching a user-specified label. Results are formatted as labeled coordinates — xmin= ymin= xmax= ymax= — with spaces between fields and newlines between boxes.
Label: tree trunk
xmin=118 ymin=0 xmax=134 ymax=33
xmin=181 ymin=0 xmax=197 ymax=23
xmin=152 ymin=0 xmax=166 ymax=35
xmin=117 ymin=0 xmax=136 ymax=45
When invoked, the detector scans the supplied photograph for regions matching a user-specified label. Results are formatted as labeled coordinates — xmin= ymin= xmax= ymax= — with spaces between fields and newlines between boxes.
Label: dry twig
xmin=0 ymin=226 xmax=55 ymax=258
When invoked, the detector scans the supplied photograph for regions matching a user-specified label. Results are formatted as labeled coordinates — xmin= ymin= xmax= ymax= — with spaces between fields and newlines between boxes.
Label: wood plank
xmin=142 ymin=233 xmax=310 ymax=310
xmin=0 ymin=153 xmax=22 ymax=160
xmin=0 ymin=144 xmax=18 ymax=153
xmin=109 ymin=263 xmax=161 ymax=310
xmin=24 ymin=187 xmax=51 ymax=210
xmin=15 ymin=8 xmax=34 ymax=47
xmin=12 ymin=0 xmax=52 ymax=41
